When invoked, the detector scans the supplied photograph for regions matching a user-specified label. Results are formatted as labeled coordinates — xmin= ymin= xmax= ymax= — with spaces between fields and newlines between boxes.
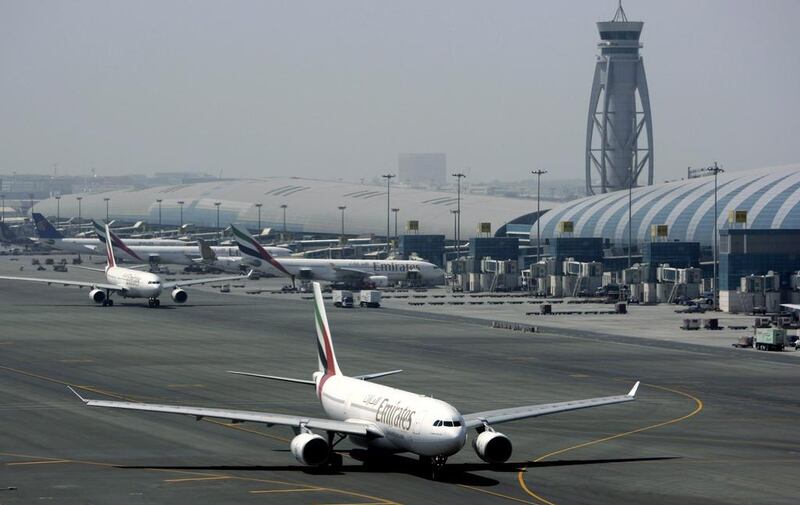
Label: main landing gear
xmin=420 ymin=455 xmax=448 ymax=480
xmin=147 ymin=298 xmax=161 ymax=308
xmin=101 ymin=299 xmax=114 ymax=307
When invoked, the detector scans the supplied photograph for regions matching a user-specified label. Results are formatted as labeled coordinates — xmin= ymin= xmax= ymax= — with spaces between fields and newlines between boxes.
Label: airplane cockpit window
xmin=433 ymin=420 xmax=441 ymax=427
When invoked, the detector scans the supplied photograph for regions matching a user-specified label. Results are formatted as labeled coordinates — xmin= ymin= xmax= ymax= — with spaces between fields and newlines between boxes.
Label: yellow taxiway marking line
xmin=517 ymin=382 xmax=704 ymax=505
xmin=249 ymin=488 xmax=324 ymax=494
xmin=164 ymin=475 xmax=232 ymax=483
xmin=7 ymin=459 xmax=70 ymax=466
xmin=457 ymin=483 xmax=539 ymax=504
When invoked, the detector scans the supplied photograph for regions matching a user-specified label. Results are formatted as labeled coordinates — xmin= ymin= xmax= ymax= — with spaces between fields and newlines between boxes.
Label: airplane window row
xmin=432 ymin=420 xmax=462 ymax=427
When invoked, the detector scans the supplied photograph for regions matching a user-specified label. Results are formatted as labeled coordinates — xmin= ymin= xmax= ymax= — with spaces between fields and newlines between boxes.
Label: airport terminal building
xmin=535 ymin=164 xmax=800 ymax=247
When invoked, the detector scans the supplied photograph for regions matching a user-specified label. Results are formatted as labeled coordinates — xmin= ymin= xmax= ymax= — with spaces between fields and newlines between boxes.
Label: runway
xmin=1 ymin=267 xmax=798 ymax=504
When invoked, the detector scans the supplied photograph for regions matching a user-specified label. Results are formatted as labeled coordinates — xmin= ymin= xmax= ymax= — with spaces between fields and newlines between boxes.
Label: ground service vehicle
xmin=333 ymin=290 xmax=354 ymax=308
xmin=754 ymin=328 xmax=786 ymax=351
xmin=359 ymin=290 xmax=381 ymax=308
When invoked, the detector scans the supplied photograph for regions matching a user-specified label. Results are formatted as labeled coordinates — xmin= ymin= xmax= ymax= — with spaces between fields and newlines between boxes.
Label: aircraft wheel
xmin=108 ymin=299 xmax=114 ymax=307
xmin=148 ymin=299 xmax=155 ymax=308
xmin=155 ymin=299 xmax=160 ymax=308
xmin=328 ymin=452 xmax=343 ymax=470
xmin=101 ymin=300 xmax=108 ymax=307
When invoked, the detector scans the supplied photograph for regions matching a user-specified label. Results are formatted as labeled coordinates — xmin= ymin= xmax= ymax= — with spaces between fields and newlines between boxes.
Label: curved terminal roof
xmin=34 ymin=177 xmax=547 ymax=239
xmin=535 ymin=164 xmax=800 ymax=247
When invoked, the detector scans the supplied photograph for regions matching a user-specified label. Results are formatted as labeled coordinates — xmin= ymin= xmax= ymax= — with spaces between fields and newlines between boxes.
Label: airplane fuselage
xmin=105 ymin=266 xmax=162 ymax=298
xmin=244 ymin=258 xmax=446 ymax=285
xmin=316 ymin=373 xmax=466 ymax=456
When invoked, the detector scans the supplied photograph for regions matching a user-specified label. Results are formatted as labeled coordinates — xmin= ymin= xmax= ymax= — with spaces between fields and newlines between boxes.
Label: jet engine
xmin=89 ymin=288 xmax=106 ymax=304
xmin=290 ymin=432 xmax=329 ymax=466
xmin=171 ymin=288 xmax=188 ymax=303
xmin=472 ymin=430 xmax=512 ymax=464
xmin=367 ymin=275 xmax=389 ymax=287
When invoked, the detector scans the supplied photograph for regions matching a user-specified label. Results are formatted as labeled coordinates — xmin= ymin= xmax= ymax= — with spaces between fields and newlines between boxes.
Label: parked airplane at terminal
xmin=71 ymin=281 xmax=639 ymax=478
xmin=231 ymin=224 xmax=444 ymax=287
xmin=0 ymin=224 xmax=250 ymax=308
xmin=31 ymin=213 xmax=186 ymax=254
xmin=92 ymin=221 xmax=291 ymax=266
xmin=0 ymin=222 xmax=34 ymax=246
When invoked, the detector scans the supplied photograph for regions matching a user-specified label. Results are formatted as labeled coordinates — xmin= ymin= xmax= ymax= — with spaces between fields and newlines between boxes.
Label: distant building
xmin=398 ymin=153 xmax=446 ymax=187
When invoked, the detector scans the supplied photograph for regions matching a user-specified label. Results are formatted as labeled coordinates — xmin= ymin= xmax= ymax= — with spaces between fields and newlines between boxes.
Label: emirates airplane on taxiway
xmin=70 ymin=281 xmax=639 ymax=478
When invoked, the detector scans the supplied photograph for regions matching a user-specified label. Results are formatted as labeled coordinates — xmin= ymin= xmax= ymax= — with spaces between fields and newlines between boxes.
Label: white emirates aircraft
xmin=0 ymin=224 xmax=250 ymax=308
xmin=70 ymin=281 xmax=639 ymax=478
xmin=231 ymin=224 xmax=445 ymax=287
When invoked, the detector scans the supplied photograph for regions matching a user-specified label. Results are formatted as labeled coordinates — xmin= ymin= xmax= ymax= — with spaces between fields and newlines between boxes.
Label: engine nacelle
xmin=89 ymin=288 xmax=106 ymax=304
xmin=171 ymin=288 xmax=188 ymax=303
xmin=368 ymin=275 xmax=389 ymax=287
xmin=289 ymin=432 xmax=329 ymax=466
xmin=472 ymin=430 xmax=512 ymax=464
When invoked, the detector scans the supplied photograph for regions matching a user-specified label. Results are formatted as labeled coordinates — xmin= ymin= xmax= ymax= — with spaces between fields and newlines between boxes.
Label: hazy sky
xmin=1 ymin=0 xmax=798 ymax=183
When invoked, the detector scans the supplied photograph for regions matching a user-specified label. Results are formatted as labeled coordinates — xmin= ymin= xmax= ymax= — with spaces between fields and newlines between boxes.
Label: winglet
xmin=627 ymin=381 xmax=640 ymax=397
xmin=67 ymin=386 xmax=88 ymax=403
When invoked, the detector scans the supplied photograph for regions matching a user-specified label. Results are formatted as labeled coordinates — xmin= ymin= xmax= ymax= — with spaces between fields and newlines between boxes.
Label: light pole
xmin=338 ymin=205 xmax=346 ymax=239
xmin=381 ymin=174 xmax=395 ymax=254
xmin=452 ymin=172 xmax=466 ymax=259
xmin=214 ymin=202 xmax=221 ymax=241
xmin=28 ymin=193 xmax=35 ymax=213
xmin=156 ymin=199 xmax=163 ymax=235
xmin=76 ymin=196 xmax=83 ymax=234
xmin=392 ymin=208 xmax=400 ymax=244
xmin=531 ymin=169 xmax=547 ymax=262
xmin=0 ymin=194 xmax=4 ymax=222
xmin=280 ymin=204 xmax=288 ymax=240
xmin=451 ymin=209 xmax=459 ymax=289
xmin=628 ymin=164 xmax=633 ymax=268
xmin=55 ymin=195 xmax=60 ymax=224
xmin=177 ymin=201 xmax=184 ymax=229
xmin=255 ymin=203 xmax=263 ymax=233
xmin=707 ymin=162 xmax=724 ymax=311
xmin=103 ymin=197 xmax=110 ymax=223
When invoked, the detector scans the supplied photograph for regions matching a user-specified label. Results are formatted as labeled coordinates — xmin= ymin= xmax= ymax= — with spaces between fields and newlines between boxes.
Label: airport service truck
xmin=359 ymin=290 xmax=382 ymax=308
xmin=333 ymin=290 xmax=354 ymax=308
xmin=754 ymin=328 xmax=786 ymax=351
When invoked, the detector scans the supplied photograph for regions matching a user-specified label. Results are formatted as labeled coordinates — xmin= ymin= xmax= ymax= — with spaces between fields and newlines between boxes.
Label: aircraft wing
xmin=780 ymin=304 xmax=800 ymax=310
xmin=462 ymin=382 xmax=639 ymax=429
xmin=331 ymin=266 xmax=371 ymax=279
xmin=0 ymin=275 xmax=121 ymax=292
xmin=69 ymin=387 xmax=375 ymax=437
xmin=162 ymin=271 xmax=251 ymax=289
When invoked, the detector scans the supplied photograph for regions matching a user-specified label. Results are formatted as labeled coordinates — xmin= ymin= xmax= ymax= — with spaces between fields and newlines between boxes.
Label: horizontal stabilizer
xmin=353 ymin=370 xmax=403 ymax=381
xmin=227 ymin=370 xmax=315 ymax=385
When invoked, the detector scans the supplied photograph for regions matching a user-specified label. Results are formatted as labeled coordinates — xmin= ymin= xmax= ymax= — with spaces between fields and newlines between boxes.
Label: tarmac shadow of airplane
xmin=118 ymin=453 xmax=677 ymax=486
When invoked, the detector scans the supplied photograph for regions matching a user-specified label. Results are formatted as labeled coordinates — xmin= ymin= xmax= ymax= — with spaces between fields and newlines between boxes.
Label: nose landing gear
xmin=420 ymin=455 xmax=448 ymax=480
xmin=147 ymin=298 xmax=161 ymax=308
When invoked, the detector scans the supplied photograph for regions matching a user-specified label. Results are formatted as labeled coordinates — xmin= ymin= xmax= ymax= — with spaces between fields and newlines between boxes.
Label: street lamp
xmin=392 ymin=208 xmax=400 ymax=244
xmin=0 ymin=194 xmax=4 ymax=222
xmin=381 ymin=174 xmax=395 ymax=254
xmin=28 ymin=193 xmax=35 ymax=213
xmin=280 ymin=204 xmax=288 ymax=239
xmin=214 ymin=202 xmax=221 ymax=241
xmin=338 ymin=205 xmax=346 ymax=239
xmin=55 ymin=195 xmax=60 ymax=224
xmin=531 ymin=169 xmax=547 ymax=263
xmin=452 ymin=172 xmax=466 ymax=260
xmin=103 ymin=197 xmax=110 ymax=223
xmin=255 ymin=203 xmax=263 ymax=233
xmin=177 ymin=201 xmax=184 ymax=229
xmin=451 ymin=209 xmax=459 ymax=289
xmin=156 ymin=199 xmax=163 ymax=235
xmin=706 ymin=162 xmax=724 ymax=311
xmin=76 ymin=196 xmax=83 ymax=236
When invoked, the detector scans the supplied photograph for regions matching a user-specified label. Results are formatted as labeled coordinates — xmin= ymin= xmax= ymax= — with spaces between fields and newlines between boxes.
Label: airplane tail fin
xmin=198 ymin=238 xmax=217 ymax=262
xmin=313 ymin=281 xmax=341 ymax=376
xmin=32 ymin=213 xmax=63 ymax=239
xmin=104 ymin=224 xmax=117 ymax=269
xmin=231 ymin=223 xmax=292 ymax=276
xmin=91 ymin=220 xmax=107 ymax=243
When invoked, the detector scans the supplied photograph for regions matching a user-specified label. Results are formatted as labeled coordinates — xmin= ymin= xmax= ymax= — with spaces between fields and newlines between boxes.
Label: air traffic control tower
xmin=585 ymin=3 xmax=653 ymax=195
